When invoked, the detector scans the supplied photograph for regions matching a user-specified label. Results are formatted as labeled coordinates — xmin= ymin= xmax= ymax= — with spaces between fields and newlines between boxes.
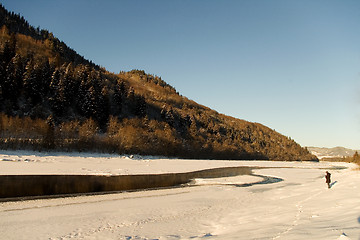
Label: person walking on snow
xmin=325 ymin=171 xmax=331 ymax=188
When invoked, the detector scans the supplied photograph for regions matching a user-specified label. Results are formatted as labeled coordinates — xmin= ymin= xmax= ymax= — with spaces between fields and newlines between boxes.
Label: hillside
xmin=0 ymin=4 xmax=317 ymax=161
xmin=308 ymin=146 xmax=359 ymax=159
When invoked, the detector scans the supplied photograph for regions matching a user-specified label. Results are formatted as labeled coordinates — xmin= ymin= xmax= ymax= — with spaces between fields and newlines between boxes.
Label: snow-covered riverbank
xmin=0 ymin=151 xmax=358 ymax=239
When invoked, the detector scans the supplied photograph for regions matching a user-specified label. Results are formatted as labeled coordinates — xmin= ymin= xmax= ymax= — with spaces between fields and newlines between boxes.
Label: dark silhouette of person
xmin=325 ymin=171 xmax=331 ymax=188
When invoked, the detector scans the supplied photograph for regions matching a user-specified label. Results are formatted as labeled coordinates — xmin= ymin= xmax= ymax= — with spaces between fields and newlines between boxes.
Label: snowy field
xmin=0 ymin=151 xmax=359 ymax=240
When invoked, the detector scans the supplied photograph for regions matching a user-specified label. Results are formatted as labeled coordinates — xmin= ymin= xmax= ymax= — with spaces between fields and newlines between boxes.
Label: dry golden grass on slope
xmin=117 ymin=70 xmax=206 ymax=113
xmin=0 ymin=26 xmax=55 ymax=61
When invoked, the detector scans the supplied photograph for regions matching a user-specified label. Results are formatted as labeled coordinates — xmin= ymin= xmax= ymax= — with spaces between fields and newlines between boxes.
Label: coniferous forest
xmin=0 ymin=4 xmax=317 ymax=161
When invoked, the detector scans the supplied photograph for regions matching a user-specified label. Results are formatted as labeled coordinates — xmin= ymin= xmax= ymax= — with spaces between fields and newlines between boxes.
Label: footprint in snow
xmin=336 ymin=233 xmax=351 ymax=240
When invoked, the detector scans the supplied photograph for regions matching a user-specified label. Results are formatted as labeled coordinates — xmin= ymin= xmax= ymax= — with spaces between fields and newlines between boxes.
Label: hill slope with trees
xmin=0 ymin=4 xmax=317 ymax=161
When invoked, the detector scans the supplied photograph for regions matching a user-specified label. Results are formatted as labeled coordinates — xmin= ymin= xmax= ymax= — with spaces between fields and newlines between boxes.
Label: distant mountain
xmin=308 ymin=147 xmax=359 ymax=159
xmin=0 ymin=4 xmax=317 ymax=161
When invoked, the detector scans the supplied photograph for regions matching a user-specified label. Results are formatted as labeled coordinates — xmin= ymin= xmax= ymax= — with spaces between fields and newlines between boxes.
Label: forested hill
xmin=0 ymin=4 xmax=317 ymax=161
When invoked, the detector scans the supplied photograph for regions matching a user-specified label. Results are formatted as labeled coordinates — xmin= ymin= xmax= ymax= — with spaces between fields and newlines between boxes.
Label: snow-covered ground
xmin=0 ymin=151 xmax=359 ymax=240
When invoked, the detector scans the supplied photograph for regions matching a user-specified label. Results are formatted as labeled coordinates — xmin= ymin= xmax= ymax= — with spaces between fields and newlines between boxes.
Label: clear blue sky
xmin=2 ymin=0 xmax=360 ymax=149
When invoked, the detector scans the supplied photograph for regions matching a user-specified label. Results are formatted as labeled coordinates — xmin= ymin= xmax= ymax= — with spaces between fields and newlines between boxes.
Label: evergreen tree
xmin=134 ymin=95 xmax=146 ymax=117
xmin=49 ymin=69 xmax=64 ymax=118
xmin=96 ymin=86 xmax=110 ymax=131
xmin=49 ymin=69 xmax=60 ymax=94
xmin=83 ymin=85 xmax=97 ymax=118
xmin=76 ymin=79 xmax=88 ymax=117
xmin=40 ymin=59 xmax=52 ymax=97
xmin=61 ymin=63 xmax=77 ymax=106
xmin=0 ymin=35 xmax=16 ymax=105
xmin=23 ymin=58 xmax=41 ymax=106
xmin=2 ymin=33 xmax=16 ymax=65
xmin=112 ymin=81 xmax=125 ymax=116
xmin=42 ymin=115 xmax=55 ymax=149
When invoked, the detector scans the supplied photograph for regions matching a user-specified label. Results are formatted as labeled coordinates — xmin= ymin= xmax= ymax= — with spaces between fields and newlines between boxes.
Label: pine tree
xmin=40 ymin=59 xmax=52 ymax=97
xmin=76 ymin=79 xmax=88 ymax=117
xmin=61 ymin=63 xmax=77 ymax=106
xmin=96 ymin=86 xmax=110 ymax=131
xmin=134 ymin=95 xmax=146 ymax=117
xmin=84 ymin=85 xmax=97 ymax=118
xmin=0 ymin=35 xmax=16 ymax=105
xmin=2 ymin=33 xmax=16 ymax=65
xmin=49 ymin=69 xmax=64 ymax=118
xmin=23 ymin=58 xmax=45 ymax=106
xmin=49 ymin=69 xmax=60 ymax=94
xmin=42 ymin=115 xmax=55 ymax=149
xmin=112 ymin=81 xmax=124 ymax=116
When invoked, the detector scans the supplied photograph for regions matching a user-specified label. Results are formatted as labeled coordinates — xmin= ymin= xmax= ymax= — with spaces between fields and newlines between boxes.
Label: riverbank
xmin=0 ymin=151 xmax=358 ymax=239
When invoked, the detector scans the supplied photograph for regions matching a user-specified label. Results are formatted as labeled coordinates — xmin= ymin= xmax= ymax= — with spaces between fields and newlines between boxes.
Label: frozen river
xmin=0 ymin=151 xmax=359 ymax=239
